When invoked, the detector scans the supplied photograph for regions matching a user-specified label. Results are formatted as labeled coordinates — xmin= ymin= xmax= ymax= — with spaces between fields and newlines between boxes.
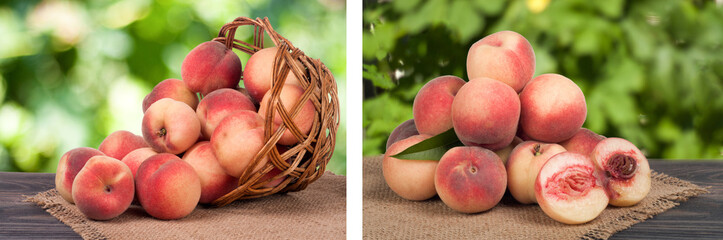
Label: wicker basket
xmin=209 ymin=17 xmax=339 ymax=207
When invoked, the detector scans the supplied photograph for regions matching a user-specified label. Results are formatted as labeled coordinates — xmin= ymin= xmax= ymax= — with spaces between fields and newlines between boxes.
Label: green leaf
xmin=362 ymin=32 xmax=380 ymax=60
xmin=393 ymin=0 xmax=421 ymax=12
xmin=446 ymin=1 xmax=484 ymax=42
xmin=593 ymin=0 xmax=623 ymax=18
xmin=362 ymin=64 xmax=395 ymax=89
xmin=474 ymin=0 xmax=506 ymax=15
xmin=392 ymin=128 xmax=463 ymax=161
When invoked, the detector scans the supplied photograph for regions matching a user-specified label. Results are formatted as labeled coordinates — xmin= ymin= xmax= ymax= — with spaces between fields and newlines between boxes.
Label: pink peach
xmin=196 ymin=88 xmax=256 ymax=139
xmin=435 ymin=146 xmax=507 ymax=213
xmin=142 ymin=98 xmax=201 ymax=154
xmin=72 ymin=155 xmax=134 ymax=220
xmin=493 ymin=136 xmax=523 ymax=165
xmin=382 ymin=134 xmax=438 ymax=201
xmin=519 ymin=73 xmax=587 ymax=143
xmin=466 ymin=31 xmax=535 ymax=93
xmin=55 ymin=147 xmax=105 ymax=204
xmin=120 ymin=147 xmax=157 ymax=179
xmin=210 ymin=110 xmax=267 ymax=178
xmin=181 ymin=41 xmax=242 ymax=95
xmin=182 ymin=141 xmax=238 ymax=204
xmin=142 ymin=79 xmax=199 ymax=112
xmin=506 ymin=141 xmax=566 ymax=204
xmin=243 ymin=47 xmax=302 ymax=103
xmin=135 ymin=153 xmax=201 ymax=220
xmin=386 ymin=119 xmax=419 ymax=150
xmin=452 ymin=77 xmax=520 ymax=150
xmin=412 ymin=75 xmax=466 ymax=136
xmin=559 ymin=128 xmax=605 ymax=156
xmin=258 ymin=84 xmax=315 ymax=145
xmin=98 ymin=130 xmax=148 ymax=160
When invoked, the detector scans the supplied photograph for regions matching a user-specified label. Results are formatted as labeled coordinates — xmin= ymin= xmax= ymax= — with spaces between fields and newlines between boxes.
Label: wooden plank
xmin=611 ymin=161 xmax=723 ymax=239
xmin=0 ymin=172 xmax=81 ymax=239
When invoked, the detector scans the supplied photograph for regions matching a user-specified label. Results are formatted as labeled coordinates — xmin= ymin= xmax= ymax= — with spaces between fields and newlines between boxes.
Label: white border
xmin=346 ymin=0 xmax=363 ymax=239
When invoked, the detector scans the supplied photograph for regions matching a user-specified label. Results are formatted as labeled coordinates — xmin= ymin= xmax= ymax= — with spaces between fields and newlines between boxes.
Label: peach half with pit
xmin=591 ymin=137 xmax=651 ymax=207
xmin=535 ymin=152 xmax=608 ymax=224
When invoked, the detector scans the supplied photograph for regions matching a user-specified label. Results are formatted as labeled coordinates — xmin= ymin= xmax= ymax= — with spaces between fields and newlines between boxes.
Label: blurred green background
xmin=363 ymin=0 xmax=722 ymax=159
xmin=0 ymin=0 xmax=346 ymax=174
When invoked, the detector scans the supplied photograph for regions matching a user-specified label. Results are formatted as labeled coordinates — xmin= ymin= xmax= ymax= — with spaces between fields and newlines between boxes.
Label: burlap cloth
xmin=26 ymin=172 xmax=345 ymax=239
xmin=363 ymin=156 xmax=708 ymax=240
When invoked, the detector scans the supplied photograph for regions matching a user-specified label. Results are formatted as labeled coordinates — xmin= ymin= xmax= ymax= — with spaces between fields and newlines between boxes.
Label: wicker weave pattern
xmin=209 ymin=17 xmax=339 ymax=207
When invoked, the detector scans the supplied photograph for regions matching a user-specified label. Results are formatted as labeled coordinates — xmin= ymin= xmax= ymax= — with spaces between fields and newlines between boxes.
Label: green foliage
xmin=363 ymin=0 xmax=723 ymax=160
xmin=0 ymin=0 xmax=347 ymax=175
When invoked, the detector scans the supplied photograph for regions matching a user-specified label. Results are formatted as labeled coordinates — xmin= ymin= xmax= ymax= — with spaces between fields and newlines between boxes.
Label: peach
xmin=386 ymin=119 xmax=418 ymax=150
xmin=55 ymin=147 xmax=105 ymax=204
xmin=120 ymin=147 xmax=157 ymax=179
xmin=135 ymin=153 xmax=201 ymax=220
xmin=451 ymin=77 xmax=520 ymax=150
xmin=181 ymin=41 xmax=242 ymax=95
xmin=258 ymin=145 xmax=291 ymax=188
xmin=120 ymin=147 xmax=157 ymax=203
xmin=210 ymin=110 xmax=267 ymax=178
xmin=142 ymin=98 xmax=201 ymax=154
xmin=72 ymin=156 xmax=134 ymax=220
xmin=519 ymin=73 xmax=587 ymax=143
xmin=506 ymin=141 xmax=566 ymax=204
xmin=535 ymin=152 xmax=608 ymax=224
xmin=493 ymin=136 xmax=523 ymax=165
xmin=243 ymin=47 xmax=302 ymax=103
xmin=258 ymin=84 xmax=315 ymax=145
xmin=259 ymin=166 xmax=285 ymax=188
xmin=196 ymin=88 xmax=256 ymax=139
xmin=98 ymin=130 xmax=148 ymax=160
xmin=182 ymin=141 xmax=238 ymax=204
xmin=235 ymin=86 xmax=251 ymax=99
xmin=560 ymin=128 xmax=605 ymax=156
xmin=591 ymin=138 xmax=651 ymax=207
xmin=142 ymin=79 xmax=199 ymax=112
xmin=382 ymin=134 xmax=438 ymax=201
xmin=412 ymin=75 xmax=466 ymax=136
xmin=466 ymin=31 xmax=535 ymax=93
xmin=435 ymin=146 xmax=507 ymax=213
xmin=516 ymin=127 xmax=533 ymax=141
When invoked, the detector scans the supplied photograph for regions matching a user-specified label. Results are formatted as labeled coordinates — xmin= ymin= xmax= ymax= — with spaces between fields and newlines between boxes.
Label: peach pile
xmin=384 ymin=31 xmax=651 ymax=223
xmin=55 ymin=40 xmax=314 ymax=221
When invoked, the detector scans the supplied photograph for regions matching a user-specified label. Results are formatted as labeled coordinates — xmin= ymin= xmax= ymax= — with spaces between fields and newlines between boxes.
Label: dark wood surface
xmin=610 ymin=160 xmax=723 ymax=240
xmin=0 ymin=172 xmax=81 ymax=239
xmin=1 ymin=160 xmax=722 ymax=239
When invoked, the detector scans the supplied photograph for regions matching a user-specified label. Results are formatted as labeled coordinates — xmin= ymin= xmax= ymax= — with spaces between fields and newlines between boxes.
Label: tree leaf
xmin=362 ymin=64 xmax=395 ymax=89
xmin=392 ymin=128 xmax=462 ymax=161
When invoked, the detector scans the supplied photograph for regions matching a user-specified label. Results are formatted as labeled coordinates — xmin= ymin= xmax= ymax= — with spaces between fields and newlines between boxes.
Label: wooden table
xmin=1 ymin=160 xmax=722 ymax=239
